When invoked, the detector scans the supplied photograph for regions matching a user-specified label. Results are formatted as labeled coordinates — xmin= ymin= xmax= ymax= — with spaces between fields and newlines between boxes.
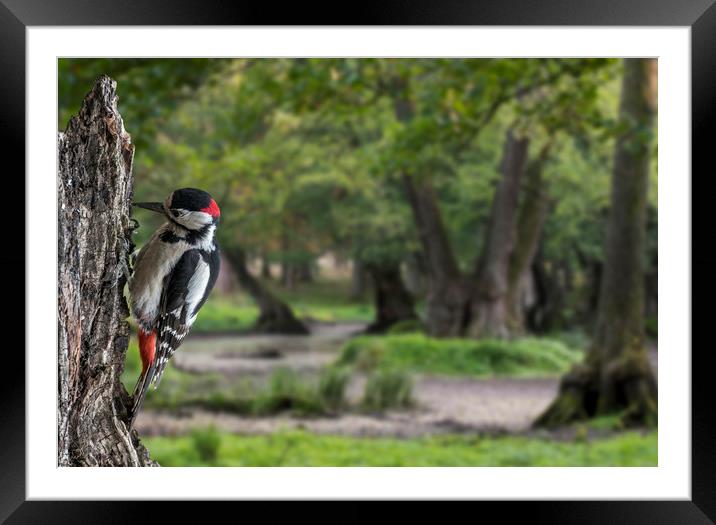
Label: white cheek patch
xmin=174 ymin=209 xmax=213 ymax=230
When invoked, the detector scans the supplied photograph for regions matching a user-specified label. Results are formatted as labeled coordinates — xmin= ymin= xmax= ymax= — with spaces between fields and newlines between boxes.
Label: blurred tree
xmin=536 ymin=58 xmax=658 ymax=427
xmin=506 ymin=142 xmax=552 ymax=334
xmin=391 ymin=59 xmax=614 ymax=337
xmin=57 ymin=58 xmax=656 ymax=340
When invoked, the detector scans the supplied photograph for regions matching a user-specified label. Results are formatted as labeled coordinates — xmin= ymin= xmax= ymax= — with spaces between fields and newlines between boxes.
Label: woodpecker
xmin=128 ymin=188 xmax=221 ymax=426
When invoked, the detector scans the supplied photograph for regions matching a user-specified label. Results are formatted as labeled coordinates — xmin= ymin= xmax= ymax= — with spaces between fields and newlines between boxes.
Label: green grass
xmin=269 ymin=280 xmax=374 ymax=323
xmin=338 ymin=334 xmax=582 ymax=377
xmin=191 ymin=298 xmax=259 ymax=333
xmin=186 ymin=281 xmax=375 ymax=333
xmin=144 ymin=429 xmax=657 ymax=467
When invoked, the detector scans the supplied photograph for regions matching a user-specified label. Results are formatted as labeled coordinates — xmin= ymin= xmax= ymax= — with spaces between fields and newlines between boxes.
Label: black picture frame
xmin=2 ymin=0 xmax=711 ymax=522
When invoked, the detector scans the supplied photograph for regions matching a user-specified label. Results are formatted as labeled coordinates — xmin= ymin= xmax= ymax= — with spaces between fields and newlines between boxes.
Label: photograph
xmin=57 ymin=57 xmax=659 ymax=468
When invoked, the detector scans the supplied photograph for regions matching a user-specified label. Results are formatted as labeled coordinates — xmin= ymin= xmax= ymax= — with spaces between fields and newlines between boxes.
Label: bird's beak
xmin=133 ymin=202 xmax=165 ymax=214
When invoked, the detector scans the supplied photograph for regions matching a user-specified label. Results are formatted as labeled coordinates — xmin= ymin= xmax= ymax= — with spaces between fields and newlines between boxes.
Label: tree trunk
xmin=58 ymin=76 xmax=156 ymax=466
xmin=645 ymin=204 xmax=658 ymax=321
xmin=390 ymin=77 xmax=470 ymax=337
xmin=403 ymin=252 xmax=428 ymax=298
xmin=261 ymin=254 xmax=272 ymax=280
xmin=506 ymin=143 xmax=551 ymax=334
xmin=402 ymin=173 xmax=469 ymax=337
xmin=467 ymin=130 xmax=530 ymax=338
xmin=364 ymin=261 xmax=419 ymax=334
xmin=527 ymin=252 xmax=571 ymax=333
xmin=213 ymin=251 xmax=239 ymax=294
xmin=280 ymin=231 xmax=295 ymax=289
xmin=350 ymin=259 xmax=368 ymax=300
xmin=295 ymin=260 xmax=313 ymax=283
xmin=281 ymin=261 xmax=294 ymax=289
xmin=536 ymin=59 xmax=658 ymax=428
xmin=224 ymin=246 xmax=309 ymax=334
xmin=574 ymin=246 xmax=603 ymax=328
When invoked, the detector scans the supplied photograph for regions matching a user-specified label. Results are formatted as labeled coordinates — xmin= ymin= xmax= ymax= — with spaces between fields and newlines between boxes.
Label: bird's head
xmin=134 ymin=188 xmax=221 ymax=230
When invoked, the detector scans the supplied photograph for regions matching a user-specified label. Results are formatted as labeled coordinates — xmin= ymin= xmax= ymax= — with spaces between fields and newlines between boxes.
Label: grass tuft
xmin=362 ymin=369 xmax=413 ymax=411
xmin=253 ymin=368 xmax=323 ymax=416
xmin=190 ymin=426 xmax=221 ymax=464
xmin=317 ymin=366 xmax=351 ymax=411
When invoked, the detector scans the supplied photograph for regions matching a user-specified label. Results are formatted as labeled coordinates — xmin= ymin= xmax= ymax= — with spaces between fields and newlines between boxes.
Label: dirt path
xmin=171 ymin=322 xmax=364 ymax=376
xmin=137 ymin=375 xmax=560 ymax=438
xmin=135 ymin=324 xmax=658 ymax=439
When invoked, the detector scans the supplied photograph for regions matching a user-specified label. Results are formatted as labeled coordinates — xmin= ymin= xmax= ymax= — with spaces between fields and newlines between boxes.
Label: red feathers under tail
xmin=129 ymin=328 xmax=158 ymax=427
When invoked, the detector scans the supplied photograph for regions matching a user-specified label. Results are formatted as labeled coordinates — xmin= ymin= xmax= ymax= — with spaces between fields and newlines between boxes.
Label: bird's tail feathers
xmin=152 ymin=359 xmax=171 ymax=390
xmin=128 ymin=360 xmax=157 ymax=428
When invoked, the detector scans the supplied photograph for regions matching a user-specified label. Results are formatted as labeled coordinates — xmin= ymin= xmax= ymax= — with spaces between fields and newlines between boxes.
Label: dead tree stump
xmin=57 ymin=76 xmax=155 ymax=466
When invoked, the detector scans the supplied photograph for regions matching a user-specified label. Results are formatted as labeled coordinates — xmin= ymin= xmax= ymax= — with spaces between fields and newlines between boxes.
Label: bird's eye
xmin=171 ymin=209 xmax=181 ymax=217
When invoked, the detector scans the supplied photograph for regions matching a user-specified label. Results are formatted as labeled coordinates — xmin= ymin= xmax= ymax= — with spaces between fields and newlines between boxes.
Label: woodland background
xmin=58 ymin=58 xmax=658 ymax=466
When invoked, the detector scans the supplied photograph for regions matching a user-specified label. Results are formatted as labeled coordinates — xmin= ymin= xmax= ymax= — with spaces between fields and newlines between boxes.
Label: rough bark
xmin=364 ymin=261 xmax=419 ymax=334
xmin=467 ymin=130 xmax=530 ymax=338
xmin=536 ymin=59 xmax=658 ymax=428
xmin=224 ymin=246 xmax=309 ymax=334
xmin=58 ymin=76 xmax=156 ymax=466
xmin=506 ymin=144 xmax=551 ymax=334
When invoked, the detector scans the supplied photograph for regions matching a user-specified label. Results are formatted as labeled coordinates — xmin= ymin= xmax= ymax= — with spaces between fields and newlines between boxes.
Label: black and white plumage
xmin=128 ymin=188 xmax=221 ymax=426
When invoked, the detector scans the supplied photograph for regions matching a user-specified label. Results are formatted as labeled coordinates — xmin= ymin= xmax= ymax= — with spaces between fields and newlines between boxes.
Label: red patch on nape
xmin=201 ymin=199 xmax=221 ymax=218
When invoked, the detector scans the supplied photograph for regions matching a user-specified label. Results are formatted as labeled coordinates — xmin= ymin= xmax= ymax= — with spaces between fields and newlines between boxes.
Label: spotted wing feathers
xmin=151 ymin=250 xmax=202 ymax=389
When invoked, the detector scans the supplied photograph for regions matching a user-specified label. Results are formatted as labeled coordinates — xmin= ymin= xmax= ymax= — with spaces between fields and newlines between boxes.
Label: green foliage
xmin=190 ymin=426 xmax=222 ymax=464
xmin=339 ymin=334 xmax=581 ymax=377
xmin=145 ymin=429 xmax=657 ymax=467
xmin=361 ymin=369 xmax=414 ymax=411
xmin=58 ymin=59 xmax=228 ymax=151
xmin=550 ymin=330 xmax=590 ymax=353
xmin=386 ymin=319 xmax=426 ymax=335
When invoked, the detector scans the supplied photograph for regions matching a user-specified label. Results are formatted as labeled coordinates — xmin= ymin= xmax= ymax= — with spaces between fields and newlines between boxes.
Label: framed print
xmin=3 ymin=0 xmax=713 ymax=521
